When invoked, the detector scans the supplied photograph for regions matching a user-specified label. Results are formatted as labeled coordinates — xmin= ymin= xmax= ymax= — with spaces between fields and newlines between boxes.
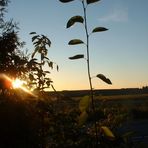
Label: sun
xmin=12 ymin=79 xmax=26 ymax=89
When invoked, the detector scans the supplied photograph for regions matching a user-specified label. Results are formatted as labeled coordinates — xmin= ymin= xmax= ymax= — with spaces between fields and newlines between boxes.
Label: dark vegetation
xmin=0 ymin=0 xmax=148 ymax=147
xmin=0 ymin=92 xmax=148 ymax=147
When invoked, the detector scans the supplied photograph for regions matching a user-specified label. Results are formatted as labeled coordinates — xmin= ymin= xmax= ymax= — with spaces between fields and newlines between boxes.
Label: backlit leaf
xmin=92 ymin=27 xmax=108 ymax=33
xmin=69 ymin=54 xmax=84 ymax=60
xmin=100 ymin=126 xmax=115 ymax=140
xmin=96 ymin=74 xmax=112 ymax=85
xmin=67 ymin=16 xmax=84 ymax=28
xmin=78 ymin=111 xmax=88 ymax=126
xmin=86 ymin=0 xmax=100 ymax=4
xmin=79 ymin=96 xmax=90 ymax=112
xmin=59 ymin=0 xmax=75 ymax=3
xmin=68 ymin=39 xmax=84 ymax=45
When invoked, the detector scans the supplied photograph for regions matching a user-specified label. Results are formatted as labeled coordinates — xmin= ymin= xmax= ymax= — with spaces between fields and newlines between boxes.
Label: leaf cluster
xmin=28 ymin=32 xmax=59 ymax=91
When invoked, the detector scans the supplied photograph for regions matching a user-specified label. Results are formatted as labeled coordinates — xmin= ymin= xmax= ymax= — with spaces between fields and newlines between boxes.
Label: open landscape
xmin=0 ymin=0 xmax=148 ymax=147
xmin=0 ymin=88 xmax=148 ymax=147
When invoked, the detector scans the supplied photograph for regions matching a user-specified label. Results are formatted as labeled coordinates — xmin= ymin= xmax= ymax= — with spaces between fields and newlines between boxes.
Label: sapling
xmin=59 ymin=0 xmax=112 ymax=146
xmin=29 ymin=32 xmax=59 ymax=91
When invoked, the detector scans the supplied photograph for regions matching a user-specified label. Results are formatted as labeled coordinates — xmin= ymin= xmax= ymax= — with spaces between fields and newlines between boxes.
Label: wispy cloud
xmin=99 ymin=6 xmax=128 ymax=23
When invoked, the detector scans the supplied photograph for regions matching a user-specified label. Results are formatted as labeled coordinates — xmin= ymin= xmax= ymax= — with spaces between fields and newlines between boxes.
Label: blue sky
xmin=6 ymin=0 xmax=148 ymax=90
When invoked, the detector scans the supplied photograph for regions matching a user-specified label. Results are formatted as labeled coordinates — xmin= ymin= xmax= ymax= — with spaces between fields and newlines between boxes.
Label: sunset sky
xmin=6 ymin=0 xmax=148 ymax=91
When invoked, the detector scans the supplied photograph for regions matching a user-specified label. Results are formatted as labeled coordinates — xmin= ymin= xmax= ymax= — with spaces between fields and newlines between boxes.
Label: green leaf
xmin=96 ymin=74 xmax=112 ymax=85
xmin=30 ymin=32 xmax=36 ymax=35
xmin=100 ymin=126 xmax=115 ymax=140
xmin=92 ymin=27 xmax=108 ymax=33
xmin=67 ymin=16 xmax=84 ymax=28
xmin=79 ymin=96 xmax=90 ymax=112
xmin=68 ymin=39 xmax=84 ymax=45
xmin=59 ymin=0 xmax=74 ymax=3
xmin=78 ymin=111 xmax=88 ymax=126
xmin=86 ymin=0 xmax=100 ymax=4
xmin=69 ymin=54 xmax=84 ymax=60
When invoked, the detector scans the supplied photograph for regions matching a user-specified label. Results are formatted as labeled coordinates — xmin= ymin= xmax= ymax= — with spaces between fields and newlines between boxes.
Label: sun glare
xmin=12 ymin=79 xmax=26 ymax=89
xmin=0 ymin=74 xmax=37 ymax=97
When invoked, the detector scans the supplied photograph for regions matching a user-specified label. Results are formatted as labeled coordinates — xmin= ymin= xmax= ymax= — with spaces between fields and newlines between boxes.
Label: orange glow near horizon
xmin=0 ymin=74 xmax=37 ymax=97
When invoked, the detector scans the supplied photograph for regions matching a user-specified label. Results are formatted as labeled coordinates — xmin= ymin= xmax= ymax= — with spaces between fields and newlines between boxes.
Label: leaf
xmin=43 ymin=56 xmax=49 ymax=60
xmin=69 ymin=54 xmax=84 ymax=60
xmin=78 ymin=111 xmax=88 ymax=126
xmin=29 ymin=74 xmax=35 ymax=81
xmin=92 ymin=27 xmax=108 ymax=33
xmin=30 ymin=32 xmax=36 ymax=35
xmin=86 ymin=0 xmax=100 ymax=4
xmin=48 ymin=61 xmax=53 ymax=69
xmin=96 ymin=74 xmax=112 ymax=85
xmin=59 ymin=0 xmax=75 ymax=3
xmin=31 ymin=47 xmax=39 ymax=58
xmin=100 ymin=126 xmax=115 ymax=140
xmin=32 ymin=35 xmax=39 ymax=42
xmin=57 ymin=65 xmax=59 ymax=71
xmin=79 ymin=96 xmax=90 ymax=112
xmin=46 ymin=38 xmax=51 ymax=47
xmin=67 ymin=16 xmax=84 ymax=28
xmin=68 ymin=39 xmax=84 ymax=45
xmin=44 ymin=71 xmax=50 ymax=73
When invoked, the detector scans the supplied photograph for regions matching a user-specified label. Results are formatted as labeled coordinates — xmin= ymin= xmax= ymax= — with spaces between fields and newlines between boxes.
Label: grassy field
xmin=0 ymin=91 xmax=148 ymax=147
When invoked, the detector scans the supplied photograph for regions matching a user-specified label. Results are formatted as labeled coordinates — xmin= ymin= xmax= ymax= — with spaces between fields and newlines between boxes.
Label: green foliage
xmin=86 ymin=0 xmax=100 ymax=5
xmin=96 ymin=74 xmax=112 ymax=85
xmin=92 ymin=27 xmax=108 ymax=33
xmin=78 ymin=111 xmax=88 ymax=126
xmin=68 ymin=39 xmax=84 ymax=45
xmin=59 ymin=0 xmax=75 ymax=3
xmin=69 ymin=54 xmax=84 ymax=60
xmin=67 ymin=15 xmax=84 ymax=28
xmin=100 ymin=126 xmax=115 ymax=140
xmin=78 ymin=96 xmax=91 ymax=126
xmin=79 ymin=95 xmax=90 ymax=112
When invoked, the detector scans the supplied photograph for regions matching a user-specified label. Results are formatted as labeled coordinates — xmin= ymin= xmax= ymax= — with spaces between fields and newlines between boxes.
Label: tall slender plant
xmin=59 ymin=0 xmax=112 ymax=146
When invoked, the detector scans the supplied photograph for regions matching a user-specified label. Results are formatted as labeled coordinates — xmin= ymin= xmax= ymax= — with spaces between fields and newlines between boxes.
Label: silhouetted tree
xmin=0 ymin=0 xmax=27 ymax=92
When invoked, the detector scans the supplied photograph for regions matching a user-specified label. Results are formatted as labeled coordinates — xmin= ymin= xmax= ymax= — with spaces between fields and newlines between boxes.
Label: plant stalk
xmin=82 ymin=1 xmax=98 ymax=147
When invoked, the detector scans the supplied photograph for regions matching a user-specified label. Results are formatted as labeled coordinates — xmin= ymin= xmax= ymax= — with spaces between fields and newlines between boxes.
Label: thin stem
xmin=82 ymin=1 xmax=98 ymax=146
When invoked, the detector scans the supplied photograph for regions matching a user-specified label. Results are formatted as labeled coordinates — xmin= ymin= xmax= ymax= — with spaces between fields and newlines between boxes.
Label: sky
xmin=5 ymin=0 xmax=148 ymax=91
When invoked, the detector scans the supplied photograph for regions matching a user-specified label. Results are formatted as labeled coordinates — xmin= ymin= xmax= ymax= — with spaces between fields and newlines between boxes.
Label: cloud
xmin=99 ymin=6 xmax=128 ymax=23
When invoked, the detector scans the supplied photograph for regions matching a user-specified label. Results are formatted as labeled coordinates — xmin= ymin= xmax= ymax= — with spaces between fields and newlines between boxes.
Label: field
xmin=0 ymin=91 xmax=148 ymax=148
